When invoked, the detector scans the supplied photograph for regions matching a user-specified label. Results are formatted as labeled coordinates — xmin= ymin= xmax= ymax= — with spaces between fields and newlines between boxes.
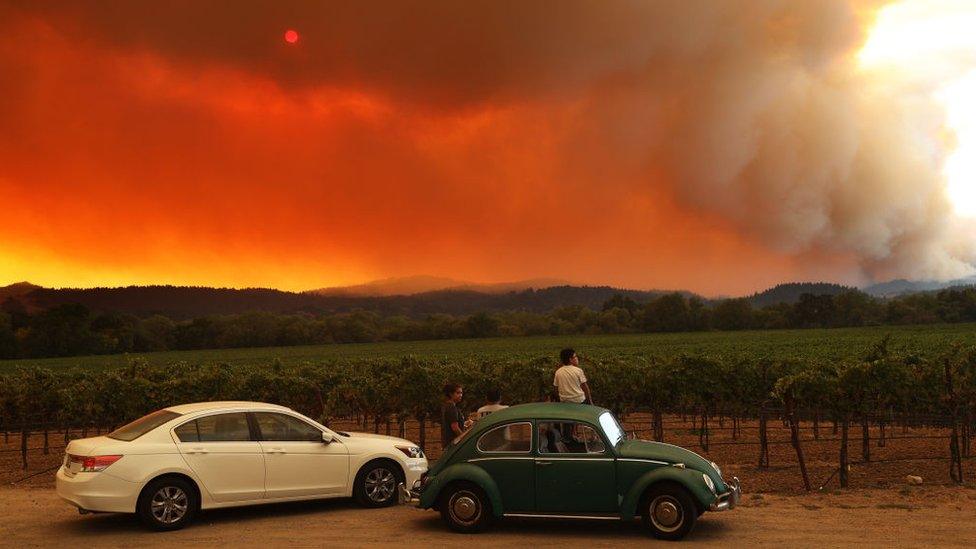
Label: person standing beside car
xmin=553 ymin=348 xmax=593 ymax=405
xmin=441 ymin=383 xmax=471 ymax=450
xmin=476 ymin=387 xmax=508 ymax=419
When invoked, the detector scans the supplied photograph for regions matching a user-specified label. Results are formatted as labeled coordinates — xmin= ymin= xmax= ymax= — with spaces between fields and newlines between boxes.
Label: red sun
xmin=284 ymin=29 xmax=299 ymax=44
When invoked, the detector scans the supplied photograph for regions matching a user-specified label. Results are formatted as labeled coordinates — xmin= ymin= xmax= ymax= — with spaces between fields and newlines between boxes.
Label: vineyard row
xmin=1 ymin=337 xmax=974 ymax=489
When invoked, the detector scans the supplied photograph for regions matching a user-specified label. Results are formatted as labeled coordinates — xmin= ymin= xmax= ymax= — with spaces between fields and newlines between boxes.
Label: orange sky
xmin=1 ymin=1 xmax=966 ymax=296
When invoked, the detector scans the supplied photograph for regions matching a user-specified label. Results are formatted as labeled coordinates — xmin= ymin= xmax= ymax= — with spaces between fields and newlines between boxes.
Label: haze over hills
xmin=310 ymin=275 xmax=570 ymax=297
xmin=862 ymin=276 xmax=976 ymax=297
xmin=2 ymin=276 xmax=974 ymax=319
xmin=0 ymin=283 xmax=669 ymax=319
xmin=748 ymin=282 xmax=856 ymax=308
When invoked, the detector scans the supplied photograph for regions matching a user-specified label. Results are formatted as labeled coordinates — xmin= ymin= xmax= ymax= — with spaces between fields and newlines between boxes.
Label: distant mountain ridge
xmin=3 ymin=274 xmax=975 ymax=319
xmin=0 ymin=281 xmax=40 ymax=301
xmin=310 ymin=275 xmax=570 ymax=297
xmin=0 ymin=283 xmax=672 ymax=319
xmin=863 ymin=276 xmax=976 ymax=297
xmin=750 ymin=282 xmax=855 ymax=307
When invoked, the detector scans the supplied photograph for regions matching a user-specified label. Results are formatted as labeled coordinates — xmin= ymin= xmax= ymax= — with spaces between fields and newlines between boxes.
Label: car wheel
xmin=439 ymin=481 xmax=492 ymax=533
xmin=354 ymin=460 xmax=403 ymax=507
xmin=137 ymin=476 xmax=198 ymax=531
xmin=641 ymin=483 xmax=697 ymax=541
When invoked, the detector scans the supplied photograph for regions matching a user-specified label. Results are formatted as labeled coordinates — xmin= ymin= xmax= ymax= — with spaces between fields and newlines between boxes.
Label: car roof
xmin=164 ymin=401 xmax=292 ymax=414
xmin=476 ymin=402 xmax=610 ymax=427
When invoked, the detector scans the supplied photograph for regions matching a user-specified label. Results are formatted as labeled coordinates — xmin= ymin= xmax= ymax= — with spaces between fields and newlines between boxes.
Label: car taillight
xmin=79 ymin=455 xmax=123 ymax=472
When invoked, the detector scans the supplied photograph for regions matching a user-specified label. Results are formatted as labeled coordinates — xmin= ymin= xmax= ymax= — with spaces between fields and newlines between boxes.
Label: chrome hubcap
xmin=365 ymin=467 xmax=396 ymax=503
xmin=650 ymin=496 xmax=683 ymax=532
xmin=450 ymin=490 xmax=481 ymax=524
xmin=150 ymin=486 xmax=188 ymax=524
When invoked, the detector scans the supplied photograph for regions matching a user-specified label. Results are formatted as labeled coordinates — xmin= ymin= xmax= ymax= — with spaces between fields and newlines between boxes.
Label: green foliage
xmin=1 ymin=337 xmax=972 ymax=436
xmin=4 ymin=286 xmax=976 ymax=360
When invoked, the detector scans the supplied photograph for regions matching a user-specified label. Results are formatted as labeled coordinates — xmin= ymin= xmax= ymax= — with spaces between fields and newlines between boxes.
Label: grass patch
xmin=2 ymin=322 xmax=974 ymax=373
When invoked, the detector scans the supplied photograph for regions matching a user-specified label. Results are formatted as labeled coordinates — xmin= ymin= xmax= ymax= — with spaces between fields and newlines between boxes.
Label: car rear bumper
xmin=56 ymin=466 xmax=140 ymax=514
xmin=709 ymin=476 xmax=741 ymax=511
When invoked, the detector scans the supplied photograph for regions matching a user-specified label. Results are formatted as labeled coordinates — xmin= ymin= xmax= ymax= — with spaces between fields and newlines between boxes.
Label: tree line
xmin=1 ymin=287 xmax=975 ymax=360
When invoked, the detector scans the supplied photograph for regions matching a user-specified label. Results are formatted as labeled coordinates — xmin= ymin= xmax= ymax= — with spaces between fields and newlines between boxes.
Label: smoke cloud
xmin=0 ymin=0 xmax=972 ymax=292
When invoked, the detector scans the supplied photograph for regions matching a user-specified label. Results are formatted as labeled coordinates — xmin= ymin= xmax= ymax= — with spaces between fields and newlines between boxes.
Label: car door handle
xmin=188 ymin=448 xmax=208 ymax=455
xmin=267 ymin=448 xmax=287 ymax=454
xmin=536 ymin=461 xmax=552 ymax=466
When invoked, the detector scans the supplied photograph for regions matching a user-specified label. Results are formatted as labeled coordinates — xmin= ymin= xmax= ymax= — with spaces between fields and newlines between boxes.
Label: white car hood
xmin=340 ymin=431 xmax=414 ymax=445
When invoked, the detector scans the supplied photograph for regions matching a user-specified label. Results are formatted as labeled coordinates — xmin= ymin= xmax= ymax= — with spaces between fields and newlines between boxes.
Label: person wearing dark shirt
xmin=441 ymin=383 xmax=470 ymax=449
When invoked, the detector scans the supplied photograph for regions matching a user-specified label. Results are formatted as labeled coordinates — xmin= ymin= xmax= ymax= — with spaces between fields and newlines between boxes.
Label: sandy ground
xmin=2 ymin=485 xmax=975 ymax=548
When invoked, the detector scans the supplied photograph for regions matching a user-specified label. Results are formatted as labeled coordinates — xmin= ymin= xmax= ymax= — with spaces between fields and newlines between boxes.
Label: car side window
xmin=192 ymin=413 xmax=252 ymax=442
xmin=174 ymin=421 xmax=200 ymax=442
xmin=538 ymin=422 xmax=606 ymax=454
xmin=253 ymin=412 xmax=322 ymax=442
xmin=477 ymin=422 xmax=532 ymax=453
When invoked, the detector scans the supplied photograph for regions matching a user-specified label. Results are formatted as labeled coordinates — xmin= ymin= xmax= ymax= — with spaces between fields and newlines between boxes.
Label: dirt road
xmin=2 ymin=485 xmax=975 ymax=547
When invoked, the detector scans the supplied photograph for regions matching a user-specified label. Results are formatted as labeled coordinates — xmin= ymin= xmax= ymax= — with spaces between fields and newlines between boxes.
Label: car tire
xmin=640 ymin=482 xmax=697 ymax=541
xmin=353 ymin=460 xmax=404 ymax=508
xmin=137 ymin=476 xmax=199 ymax=531
xmin=439 ymin=481 xmax=492 ymax=534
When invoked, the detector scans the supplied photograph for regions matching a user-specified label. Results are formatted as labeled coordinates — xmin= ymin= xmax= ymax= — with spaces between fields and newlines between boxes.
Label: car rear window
xmin=107 ymin=410 xmax=182 ymax=441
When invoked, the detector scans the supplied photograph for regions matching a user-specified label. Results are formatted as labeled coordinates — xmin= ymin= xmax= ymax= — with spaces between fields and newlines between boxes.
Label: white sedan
xmin=56 ymin=401 xmax=428 ymax=530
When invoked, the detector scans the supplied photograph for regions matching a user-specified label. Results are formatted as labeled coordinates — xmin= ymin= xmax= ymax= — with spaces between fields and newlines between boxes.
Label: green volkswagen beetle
xmin=402 ymin=403 xmax=740 ymax=540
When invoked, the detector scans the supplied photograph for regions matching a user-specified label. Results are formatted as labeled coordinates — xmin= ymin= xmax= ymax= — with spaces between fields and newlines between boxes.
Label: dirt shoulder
xmin=2 ymin=485 xmax=975 ymax=548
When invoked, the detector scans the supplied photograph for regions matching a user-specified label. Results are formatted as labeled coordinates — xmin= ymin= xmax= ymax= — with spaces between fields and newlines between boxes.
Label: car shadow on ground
xmin=409 ymin=511 xmax=730 ymax=542
xmin=58 ymin=501 xmax=732 ymax=543
xmin=57 ymin=498 xmax=362 ymax=535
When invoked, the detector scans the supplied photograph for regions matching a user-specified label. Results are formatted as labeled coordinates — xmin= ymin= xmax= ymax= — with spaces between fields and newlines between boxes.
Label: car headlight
xmin=396 ymin=445 xmax=425 ymax=459
xmin=702 ymin=473 xmax=716 ymax=494
xmin=710 ymin=461 xmax=722 ymax=478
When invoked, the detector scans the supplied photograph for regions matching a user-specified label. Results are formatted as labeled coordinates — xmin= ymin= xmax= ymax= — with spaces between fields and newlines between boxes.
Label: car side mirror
xmin=322 ymin=431 xmax=335 ymax=444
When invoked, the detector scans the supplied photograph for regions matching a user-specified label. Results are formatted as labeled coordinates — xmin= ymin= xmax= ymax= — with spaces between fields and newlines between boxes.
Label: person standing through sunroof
xmin=553 ymin=348 xmax=593 ymax=405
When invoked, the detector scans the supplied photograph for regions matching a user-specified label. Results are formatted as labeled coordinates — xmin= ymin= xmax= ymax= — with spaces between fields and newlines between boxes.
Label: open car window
xmin=537 ymin=421 xmax=607 ymax=454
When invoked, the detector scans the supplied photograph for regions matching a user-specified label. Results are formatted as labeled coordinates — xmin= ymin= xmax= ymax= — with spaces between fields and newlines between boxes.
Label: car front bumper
xmin=709 ymin=476 xmax=741 ymax=511
xmin=402 ymin=457 xmax=427 ymax=489
xmin=397 ymin=476 xmax=428 ymax=506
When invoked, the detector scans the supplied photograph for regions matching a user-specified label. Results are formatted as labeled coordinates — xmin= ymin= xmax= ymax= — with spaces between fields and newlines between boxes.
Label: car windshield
xmin=599 ymin=412 xmax=625 ymax=446
xmin=108 ymin=409 xmax=182 ymax=441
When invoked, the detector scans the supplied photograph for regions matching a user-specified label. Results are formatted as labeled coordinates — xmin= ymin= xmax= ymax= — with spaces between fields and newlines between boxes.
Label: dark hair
xmin=560 ymin=348 xmax=576 ymax=365
xmin=443 ymin=383 xmax=462 ymax=398
xmin=486 ymin=388 xmax=501 ymax=403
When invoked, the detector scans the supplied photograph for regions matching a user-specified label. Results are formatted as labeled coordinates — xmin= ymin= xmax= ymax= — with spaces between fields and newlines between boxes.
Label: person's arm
xmin=449 ymin=404 xmax=464 ymax=436
xmin=578 ymin=368 xmax=592 ymax=404
xmin=581 ymin=381 xmax=593 ymax=405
